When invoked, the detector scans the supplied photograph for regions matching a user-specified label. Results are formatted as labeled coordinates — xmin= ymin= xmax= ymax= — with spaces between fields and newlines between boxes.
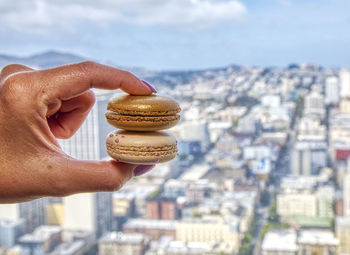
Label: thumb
xmin=51 ymin=157 xmax=138 ymax=196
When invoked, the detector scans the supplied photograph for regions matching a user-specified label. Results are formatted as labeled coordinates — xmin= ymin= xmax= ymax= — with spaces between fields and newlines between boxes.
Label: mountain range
xmin=0 ymin=50 xmax=243 ymax=88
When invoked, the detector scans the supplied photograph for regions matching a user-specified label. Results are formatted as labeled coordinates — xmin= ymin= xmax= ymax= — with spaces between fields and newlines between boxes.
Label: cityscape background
xmin=1 ymin=0 xmax=350 ymax=255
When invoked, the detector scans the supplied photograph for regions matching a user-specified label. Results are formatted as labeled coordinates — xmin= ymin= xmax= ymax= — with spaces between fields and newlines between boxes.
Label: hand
xmin=0 ymin=61 xmax=155 ymax=203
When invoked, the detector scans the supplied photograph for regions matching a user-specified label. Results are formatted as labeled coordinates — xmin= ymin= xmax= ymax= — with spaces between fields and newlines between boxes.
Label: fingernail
xmin=142 ymin=80 xmax=157 ymax=93
xmin=134 ymin=165 xmax=155 ymax=177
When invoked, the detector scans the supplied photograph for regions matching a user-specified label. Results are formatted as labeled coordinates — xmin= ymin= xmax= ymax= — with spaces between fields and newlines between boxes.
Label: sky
xmin=0 ymin=0 xmax=349 ymax=70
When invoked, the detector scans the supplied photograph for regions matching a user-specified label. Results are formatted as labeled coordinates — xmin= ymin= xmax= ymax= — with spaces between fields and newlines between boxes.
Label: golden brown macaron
xmin=106 ymin=130 xmax=178 ymax=164
xmin=105 ymin=95 xmax=181 ymax=131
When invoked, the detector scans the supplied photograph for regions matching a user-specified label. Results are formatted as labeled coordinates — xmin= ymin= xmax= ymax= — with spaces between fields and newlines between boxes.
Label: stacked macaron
xmin=105 ymin=94 xmax=181 ymax=164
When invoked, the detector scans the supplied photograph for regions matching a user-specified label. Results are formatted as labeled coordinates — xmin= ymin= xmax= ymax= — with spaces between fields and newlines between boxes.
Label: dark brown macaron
xmin=105 ymin=95 xmax=181 ymax=131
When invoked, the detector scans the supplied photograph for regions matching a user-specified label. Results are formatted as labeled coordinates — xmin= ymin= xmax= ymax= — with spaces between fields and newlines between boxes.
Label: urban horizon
xmin=0 ymin=53 xmax=349 ymax=255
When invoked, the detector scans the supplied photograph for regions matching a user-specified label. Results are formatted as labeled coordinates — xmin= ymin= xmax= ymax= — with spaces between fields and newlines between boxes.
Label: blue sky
xmin=0 ymin=0 xmax=349 ymax=70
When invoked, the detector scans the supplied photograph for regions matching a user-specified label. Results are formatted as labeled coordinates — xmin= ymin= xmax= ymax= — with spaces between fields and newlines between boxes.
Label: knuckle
xmin=1 ymin=64 xmax=21 ymax=76
xmin=76 ymin=61 xmax=100 ymax=74
xmin=1 ymin=74 xmax=27 ymax=103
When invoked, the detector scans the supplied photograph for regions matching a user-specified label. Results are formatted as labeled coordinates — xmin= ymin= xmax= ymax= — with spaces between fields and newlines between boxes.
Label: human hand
xmin=0 ymin=61 xmax=156 ymax=203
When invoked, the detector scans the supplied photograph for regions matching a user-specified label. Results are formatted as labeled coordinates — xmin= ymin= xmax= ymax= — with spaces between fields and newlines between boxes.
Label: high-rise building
xmin=304 ymin=91 xmax=325 ymax=116
xmin=0 ymin=199 xmax=46 ymax=233
xmin=325 ymin=76 xmax=340 ymax=105
xmin=59 ymin=90 xmax=116 ymax=238
xmin=291 ymin=142 xmax=327 ymax=176
xmin=291 ymin=145 xmax=312 ymax=176
xmin=340 ymin=69 xmax=350 ymax=99
xmin=343 ymin=174 xmax=350 ymax=217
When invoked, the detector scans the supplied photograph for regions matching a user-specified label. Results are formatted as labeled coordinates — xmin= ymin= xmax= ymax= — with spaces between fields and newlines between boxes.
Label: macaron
xmin=106 ymin=130 xmax=178 ymax=164
xmin=105 ymin=95 xmax=181 ymax=131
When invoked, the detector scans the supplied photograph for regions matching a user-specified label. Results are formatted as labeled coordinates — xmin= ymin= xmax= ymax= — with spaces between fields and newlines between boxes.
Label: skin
xmin=0 ymin=61 xmax=154 ymax=203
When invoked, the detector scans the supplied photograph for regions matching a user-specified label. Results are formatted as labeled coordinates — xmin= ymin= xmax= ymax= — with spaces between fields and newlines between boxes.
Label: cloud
xmin=0 ymin=0 xmax=247 ymax=33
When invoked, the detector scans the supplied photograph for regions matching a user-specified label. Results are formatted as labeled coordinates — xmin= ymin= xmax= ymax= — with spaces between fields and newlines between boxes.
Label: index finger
xmin=32 ymin=61 xmax=154 ymax=100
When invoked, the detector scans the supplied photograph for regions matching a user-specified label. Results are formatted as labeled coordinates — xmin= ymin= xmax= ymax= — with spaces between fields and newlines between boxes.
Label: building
xmin=146 ymin=200 xmax=160 ymax=220
xmin=291 ymin=142 xmax=327 ymax=176
xmin=0 ymin=199 xmax=46 ymax=233
xmin=145 ymin=237 xmax=231 ymax=255
xmin=0 ymin=219 xmax=25 ymax=248
xmin=60 ymin=91 xmax=116 ymax=238
xmin=46 ymin=203 xmax=64 ymax=226
xmin=98 ymin=232 xmax=148 ymax=255
xmin=316 ymin=186 xmax=334 ymax=218
xmin=243 ymin=145 xmax=273 ymax=161
xmin=262 ymin=94 xmax=281 ymax=108
xmin=325 ymin=76 xmax=340 ymax=105
xmin=277 ymin=184 xmax=334 ymax=226
xmin=297 ymin=229 xmax=338 ymax=255
xmin=172 ymin=120 xmax=210 ymax=153
xmin=63 ymin=192 xmax=112 ymax=238
xmin=343 ymin=174 xmax=350 ymax=217
xmin=18 ymin=226 xmax=62 ymax=255
xmin=277 ymin=192 xmax=317 ymax=218
xmin=123 ymin=219 xmax=176 ymax=241
xmin=146 ymin=198 xmax=180 ymax=221
xmin=297 ymin=117 xmax=326 ymax=141
xmin=262 ymin=229 xmax=298 ymax=255
xmin=340 ymin=69 xmax=350 ymax=99
xmin=336 ymin=217 xmax=350 ymax=254
xmin=161 ymin=199 xmax=180 ymax=220
xmin=304 ymin=91 xmax=325 ymax=117
xmin=176 ymin=217 xmax=240 ymax=254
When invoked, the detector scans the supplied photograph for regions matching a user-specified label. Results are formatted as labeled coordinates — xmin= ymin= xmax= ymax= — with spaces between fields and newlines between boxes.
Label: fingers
xmin=33 ymin=61 xmax=153 ymax=101
xmin=0 ymin=64 xmax=34 ymax=82
xmin=51 ymin=157 xmax=137 ymax=196
xmin=47 ymin=90 xmax=96 ymax=139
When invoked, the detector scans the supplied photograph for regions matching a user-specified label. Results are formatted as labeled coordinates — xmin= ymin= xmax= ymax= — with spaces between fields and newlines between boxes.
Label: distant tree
xmin=261 ymin=190 xmax=270 ymax=206
xmin=234 ymin=95 xmax=260 ymax=108
xmin=268 ymin=200 xmax=279 ymax=223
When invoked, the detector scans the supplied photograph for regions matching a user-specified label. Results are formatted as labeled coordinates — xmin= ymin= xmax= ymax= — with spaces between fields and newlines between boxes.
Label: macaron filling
xmin=105 ymin=112 xmax=180 ymax=122
xmin=106 ymin=144 xmax=177 ymax=156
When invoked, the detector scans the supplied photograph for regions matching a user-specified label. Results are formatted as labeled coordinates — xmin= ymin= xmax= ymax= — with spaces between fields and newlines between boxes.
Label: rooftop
xmin=262 ymin=229 xmax=298 ymax=252
xmin=51 ymin=241 xmax=85 ymax=255
xmin=336 ymin=216 xmax=350 ymax=227
xmin=123 ymin=219 xmax=177 ymax=230
xmin=99 ymin=232 xmax=148 ymax=244
xmin=298 ymin=229 xmax=339 ymax=246
xmin=180 ymin=164 xmax=211 ymax=182
xmin=19 ymin=225 xmax=62 ymax=243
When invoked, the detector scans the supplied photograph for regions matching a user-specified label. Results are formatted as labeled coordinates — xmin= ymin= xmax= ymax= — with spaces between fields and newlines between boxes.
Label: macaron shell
xmin=106 ymin=148 xmax=177 ymax=165
xmin=107 ymin=95 xmax=181 ymax=116
xmin=106 ymin=130 xmax=178 ymax=164
xmin=105 ymin=112 xmax=180 ymax=131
